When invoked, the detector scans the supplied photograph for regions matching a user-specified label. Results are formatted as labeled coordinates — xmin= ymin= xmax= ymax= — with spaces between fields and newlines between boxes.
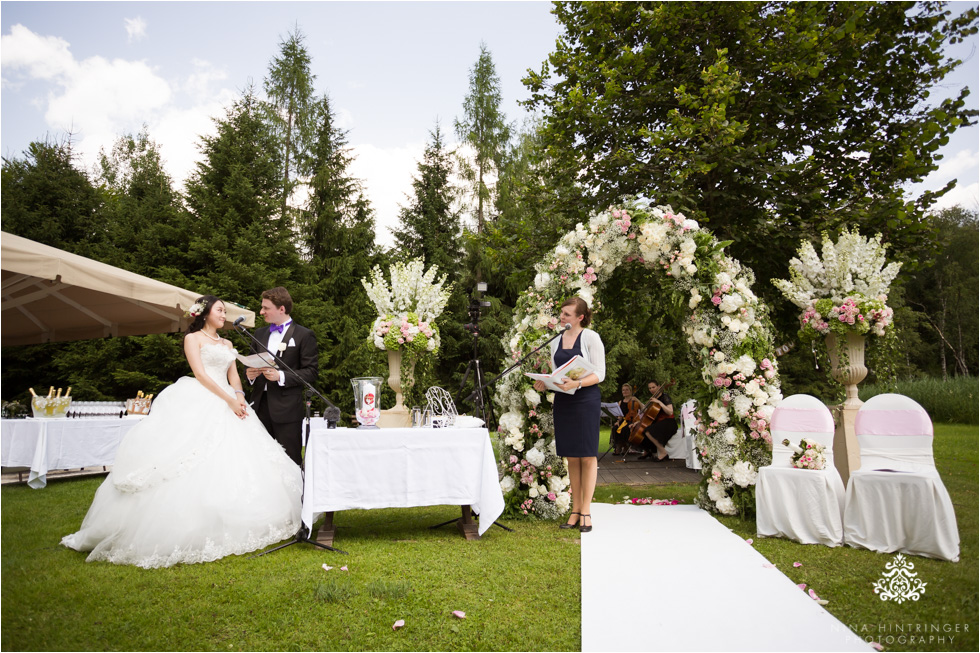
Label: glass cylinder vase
xmin=350 ymin=376 xmax=384 ymax=429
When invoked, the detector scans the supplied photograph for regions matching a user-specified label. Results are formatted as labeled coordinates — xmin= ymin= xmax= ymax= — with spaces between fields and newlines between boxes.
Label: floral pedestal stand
xmin=378 ymin=349 xmax=414 ymax=428
xmin=826 ymin=332 xmax=867 ymax=486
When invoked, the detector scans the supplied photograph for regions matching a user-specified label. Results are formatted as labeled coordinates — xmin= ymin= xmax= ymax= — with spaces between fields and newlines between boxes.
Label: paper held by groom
xmin=236 ymin=352 xmax=278 ymax=368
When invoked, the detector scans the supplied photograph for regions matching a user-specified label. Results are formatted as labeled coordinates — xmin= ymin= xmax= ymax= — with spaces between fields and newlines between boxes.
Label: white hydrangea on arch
xmin=493 ymin=199 xmax=783 ymax=517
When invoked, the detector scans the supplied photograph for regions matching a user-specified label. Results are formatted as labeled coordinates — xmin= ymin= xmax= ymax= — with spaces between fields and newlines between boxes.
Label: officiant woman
xmin=533 ymin=296 xmax=605 ymax=533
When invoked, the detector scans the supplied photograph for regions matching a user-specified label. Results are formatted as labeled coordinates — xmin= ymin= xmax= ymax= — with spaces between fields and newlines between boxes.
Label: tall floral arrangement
xmin=772 ymin=228 xmax=901 ymax=342
xmin=361 ymin=259 xmax=452 ymax=356
xmin=494 ymin=199 xmax=782 ymax=518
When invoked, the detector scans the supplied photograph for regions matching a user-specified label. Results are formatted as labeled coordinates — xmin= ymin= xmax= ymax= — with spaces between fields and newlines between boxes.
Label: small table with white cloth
xmin=301 ymin=424 xmax=505 ymax=545
xmin=1 ymin=417 xmax=143 ymax=488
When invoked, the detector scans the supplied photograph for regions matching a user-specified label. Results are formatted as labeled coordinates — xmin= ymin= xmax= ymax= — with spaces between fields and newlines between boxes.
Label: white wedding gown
xmin=62 ymin=343 xmax=302 ymax=568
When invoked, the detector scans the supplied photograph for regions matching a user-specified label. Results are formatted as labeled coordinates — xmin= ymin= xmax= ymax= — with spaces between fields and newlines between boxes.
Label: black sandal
xmin=579 ymin=514 xmax=593 ymax=533
xmin=559 ymin=512 xmax=580 ymax=529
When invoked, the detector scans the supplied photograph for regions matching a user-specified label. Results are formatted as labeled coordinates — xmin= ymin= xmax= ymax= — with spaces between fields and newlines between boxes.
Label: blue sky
xmin=2 ymin=1 xmax=977 ymax=248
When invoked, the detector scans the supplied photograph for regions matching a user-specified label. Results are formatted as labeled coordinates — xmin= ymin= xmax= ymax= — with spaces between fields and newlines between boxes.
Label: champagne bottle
xmin=29 ymin=387 xmax=37 ymax=397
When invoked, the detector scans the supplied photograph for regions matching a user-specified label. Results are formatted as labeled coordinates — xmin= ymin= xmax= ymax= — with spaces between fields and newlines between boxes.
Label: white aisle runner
xmin=582 ymin=504 xmax=873 ymax=652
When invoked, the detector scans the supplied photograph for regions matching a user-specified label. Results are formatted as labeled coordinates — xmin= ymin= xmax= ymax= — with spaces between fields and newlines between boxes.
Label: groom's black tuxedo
xmin=249 ymin=322 xmax=318 ymax=466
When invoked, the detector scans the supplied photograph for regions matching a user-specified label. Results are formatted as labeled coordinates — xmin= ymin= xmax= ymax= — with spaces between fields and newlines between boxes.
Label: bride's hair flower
xmin=185 ymin=301 xmax=207 ymax=318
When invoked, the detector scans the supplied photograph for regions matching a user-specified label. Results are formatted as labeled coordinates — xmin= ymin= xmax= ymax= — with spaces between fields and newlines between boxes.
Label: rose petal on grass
xmin=321 ymin=564 xmax=333 ymax=572
xmin=340 ymin=565 xmax=348 ymax=572
xmin=745 ymin=538 xmax=753 ymax=544
xmin=793 ymin=562 xmax=802 ymax=567
xmin=762 ymin=563 xmax=776 ymax=568
xmin=452 ymin=610 xmax=466 ymax=619
xmin=870 ymin=642 xmax=884 ymax=651
xmin=392 ymin=619 xmax=405 ymax=631
xmin=808 ymin=589 xmax=821 ymax=601
xmin=797 ymin=583 xmax=807 ymax=591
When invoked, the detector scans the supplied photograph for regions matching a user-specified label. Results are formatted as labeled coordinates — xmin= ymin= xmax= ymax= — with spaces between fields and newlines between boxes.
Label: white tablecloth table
xmin=1 ymin=417 xmax=143 ymax=488
xmin=301 ymin=425 xmax=505 ymax=543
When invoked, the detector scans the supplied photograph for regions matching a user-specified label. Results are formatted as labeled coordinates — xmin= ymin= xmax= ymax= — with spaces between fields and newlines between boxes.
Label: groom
xmin=246 ymin=287 xmax=318 ymax=467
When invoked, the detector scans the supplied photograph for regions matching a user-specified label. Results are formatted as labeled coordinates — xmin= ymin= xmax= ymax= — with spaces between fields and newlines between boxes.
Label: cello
xmin=627 ymin=379 xmax=676 ymax=446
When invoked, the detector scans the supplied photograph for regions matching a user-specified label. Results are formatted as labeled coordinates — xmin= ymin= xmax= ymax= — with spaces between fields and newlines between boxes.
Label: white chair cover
xmin=843 ymin=394 xmax=960 ymax=562
xmin=756 ymin=394 xmax=845 ymax=546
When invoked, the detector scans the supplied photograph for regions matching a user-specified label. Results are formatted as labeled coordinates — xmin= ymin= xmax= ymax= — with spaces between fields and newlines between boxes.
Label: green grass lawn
xmin=2 ymin=424 xmax=976 ymax=651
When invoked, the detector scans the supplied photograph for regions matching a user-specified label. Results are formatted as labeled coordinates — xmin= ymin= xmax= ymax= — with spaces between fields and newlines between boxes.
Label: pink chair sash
xmin=771 ymin=406 xmax=835 ymax=434
xmin=855 ymin=409 xmax=933 ymax=437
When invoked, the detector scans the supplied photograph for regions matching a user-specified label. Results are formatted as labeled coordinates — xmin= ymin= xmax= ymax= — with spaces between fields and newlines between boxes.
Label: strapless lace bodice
xmin=200 ymin=343 xmax=236 ymax=388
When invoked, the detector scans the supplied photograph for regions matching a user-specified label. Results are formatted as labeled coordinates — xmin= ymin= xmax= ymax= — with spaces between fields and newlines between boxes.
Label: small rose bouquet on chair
xmin=781 ymin=438 xmax=828 ymax=470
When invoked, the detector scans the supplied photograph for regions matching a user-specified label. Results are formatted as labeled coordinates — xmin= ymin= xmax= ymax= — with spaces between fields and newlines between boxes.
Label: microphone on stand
xmin=233 ymin=316 xmax=246 ymax=327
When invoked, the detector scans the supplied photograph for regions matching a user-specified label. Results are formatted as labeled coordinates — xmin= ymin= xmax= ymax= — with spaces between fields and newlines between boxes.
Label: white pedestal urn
xmin=378 ymin=348 xmax=415 ymax=428
xmin=826 ymin=331 xmax=867 ymax=486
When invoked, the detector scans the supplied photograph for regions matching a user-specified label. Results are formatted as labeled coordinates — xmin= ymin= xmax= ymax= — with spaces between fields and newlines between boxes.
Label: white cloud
xmin=1 ymin=24 xmax=75 ymax=80
xmin=349 ymin=141 xmax=426 ymax=248
xmin=124 ymin=17 xmax=147 ymax=43
xmin=908 ymin=145 xmax=980 ymax=212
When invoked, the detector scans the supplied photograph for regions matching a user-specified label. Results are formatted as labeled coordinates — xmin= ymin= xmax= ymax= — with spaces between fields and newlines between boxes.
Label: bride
xmin=62 ymin=295 xmax=302 ymax=568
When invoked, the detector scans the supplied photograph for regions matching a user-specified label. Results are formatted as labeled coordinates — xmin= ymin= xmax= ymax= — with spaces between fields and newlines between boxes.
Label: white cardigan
xmin=549 ymin=327 xmax=606 ymax=383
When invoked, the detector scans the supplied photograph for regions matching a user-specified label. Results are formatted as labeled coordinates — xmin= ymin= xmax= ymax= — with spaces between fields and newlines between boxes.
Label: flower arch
xmin=493 ymin=199 xmax=783 ymax=517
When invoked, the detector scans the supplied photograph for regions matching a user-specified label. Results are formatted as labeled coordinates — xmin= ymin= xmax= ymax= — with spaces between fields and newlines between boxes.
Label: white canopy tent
xmin=1 ymin=231 xmax=255 ymax=346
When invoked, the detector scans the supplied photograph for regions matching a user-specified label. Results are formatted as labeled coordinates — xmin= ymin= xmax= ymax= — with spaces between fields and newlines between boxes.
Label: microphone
xmin=233 ymin=316 xmax=246 ymax=326
xmin=561 ymin=323 xmax=572 ymax=331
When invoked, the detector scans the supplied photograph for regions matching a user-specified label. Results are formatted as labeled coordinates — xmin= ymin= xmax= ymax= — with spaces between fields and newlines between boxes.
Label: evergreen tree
xmin=262 ymin=26 xmax=317 ymax=224
xmin=93 ymin=128 xmax=192 ymax=285
xmin=1 ymin=138 xmax=104 ymax=257
xmin=183 ymin=84 xmax=299 ymax=305
xmin=391 ymin=123 xmax=463 ymax=281
xmin=454 ymin=42 xmax=512 ymax=236
xmin=298 ymin=94 xmax=386 ymax=413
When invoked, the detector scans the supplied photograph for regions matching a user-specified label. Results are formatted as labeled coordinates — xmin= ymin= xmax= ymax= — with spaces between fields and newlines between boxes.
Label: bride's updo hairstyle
xmin=185 ymin=295 xmax=222 ymax=336
xmin=561 ymin=296 xmax=592 ymax=328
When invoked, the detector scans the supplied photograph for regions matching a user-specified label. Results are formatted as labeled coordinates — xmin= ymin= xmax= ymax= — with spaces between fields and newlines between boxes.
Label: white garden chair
xmin=756 ymin=394 xmax=845 ymax=546
xmin=843 ymin=394 xmax=959 ymax=562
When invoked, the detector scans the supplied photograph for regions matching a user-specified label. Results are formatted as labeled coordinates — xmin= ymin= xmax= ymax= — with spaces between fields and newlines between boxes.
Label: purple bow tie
xmin=269 ymin=323 xmax=285 ymax=334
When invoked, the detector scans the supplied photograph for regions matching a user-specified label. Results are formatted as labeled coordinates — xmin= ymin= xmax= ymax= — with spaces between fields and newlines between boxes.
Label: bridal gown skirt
xmin=61 ymin=375 xmax=303 ymax=569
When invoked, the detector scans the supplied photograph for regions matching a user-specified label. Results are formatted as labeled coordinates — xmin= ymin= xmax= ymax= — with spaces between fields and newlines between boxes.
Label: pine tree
xmin=391 ymin=123 xmax=462 ymax=281
xmin=298 ymin=94 xmax=386 ymax=412
xmin=262 ymin=26 xmax=317 ymax=225
xmin=183 ymin=84 xmax=299 ymax=306
xmin=454 ymin=42 xmax=511 ymax=236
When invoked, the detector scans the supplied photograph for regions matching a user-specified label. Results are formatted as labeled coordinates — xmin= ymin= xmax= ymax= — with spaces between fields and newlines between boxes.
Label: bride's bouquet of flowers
xmin=772 ymin=228 xmax=901 ymax=342
xmin=781 ymin=438 xmax=828 ymax=470
xmin=361 ymin=258 xmax=452 ymax=356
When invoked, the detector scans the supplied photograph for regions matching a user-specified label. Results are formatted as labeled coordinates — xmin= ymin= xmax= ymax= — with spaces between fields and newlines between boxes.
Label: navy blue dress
xmin=552 ymin=331 xmax=601 ymax=458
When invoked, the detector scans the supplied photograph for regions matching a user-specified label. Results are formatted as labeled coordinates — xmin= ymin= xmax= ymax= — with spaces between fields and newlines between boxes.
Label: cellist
xmin=613 ymin=383 xmax=642 ymax=455
xmin=633 ymin=380 xmax=677 ymax=462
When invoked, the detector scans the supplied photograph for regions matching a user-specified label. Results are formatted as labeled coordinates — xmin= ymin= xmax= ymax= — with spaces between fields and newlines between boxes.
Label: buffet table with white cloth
xmin=301 ymin=424 xmax=505 ymax=544
xmin=1 ymin=417 xmax=143 ymax=488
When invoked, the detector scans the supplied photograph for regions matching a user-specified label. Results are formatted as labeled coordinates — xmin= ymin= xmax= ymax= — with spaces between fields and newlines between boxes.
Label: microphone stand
xmin=463 ymin=325 xmax=570 ymax=409
xmin=233 ymin=320 xmax=347 ymax=556
xmin=437 ymin=326 xmax=569 ymax=537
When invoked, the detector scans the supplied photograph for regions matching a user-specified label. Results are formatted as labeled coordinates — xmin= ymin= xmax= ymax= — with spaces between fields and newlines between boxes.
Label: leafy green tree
xmin=905 ymin=206 xmax=979 ymax=377
xmin=391 ymin=122 xmax=463 ymax=280
xmin=483 ymin=119 xmax=585 ymax=304
xmin=524 ymin=1 xmax=978 ymax=313
xmin=262 ymin=26 xmax=317 ymax=224
xmin=455 ymin=41 xmax=512 ymax=236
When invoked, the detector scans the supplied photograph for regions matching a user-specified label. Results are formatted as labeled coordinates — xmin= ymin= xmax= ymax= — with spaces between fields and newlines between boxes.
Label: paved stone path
xmin=596 ymin=448 xmax=701 ymax=486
